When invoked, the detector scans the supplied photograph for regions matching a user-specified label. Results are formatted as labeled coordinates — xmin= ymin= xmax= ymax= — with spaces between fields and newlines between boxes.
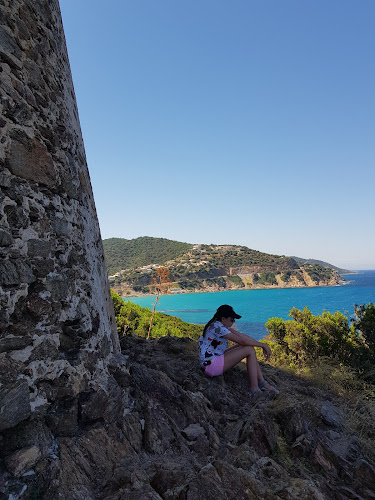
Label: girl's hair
xmin=202 ymin=304 xmax=241 ymax=337
xmin=202 ymin=315 xmax=219 ymax=338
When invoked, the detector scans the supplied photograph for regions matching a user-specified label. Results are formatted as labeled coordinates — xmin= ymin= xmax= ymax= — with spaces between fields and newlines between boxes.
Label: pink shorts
xmin=204 ymin=354 xmax=224 ymax=377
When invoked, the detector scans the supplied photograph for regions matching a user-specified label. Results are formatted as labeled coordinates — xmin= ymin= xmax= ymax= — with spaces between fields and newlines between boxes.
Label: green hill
xmin=103 ymin=237 xmax=193 ymax=275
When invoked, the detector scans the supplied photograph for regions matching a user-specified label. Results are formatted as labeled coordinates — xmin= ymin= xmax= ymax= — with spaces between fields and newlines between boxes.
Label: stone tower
xmin=0 ymin=0 xmax=126 ymax=493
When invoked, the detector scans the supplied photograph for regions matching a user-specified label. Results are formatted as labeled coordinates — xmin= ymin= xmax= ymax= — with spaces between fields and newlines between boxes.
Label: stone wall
xmin=0 ymin=0 xmax=123 ymax=457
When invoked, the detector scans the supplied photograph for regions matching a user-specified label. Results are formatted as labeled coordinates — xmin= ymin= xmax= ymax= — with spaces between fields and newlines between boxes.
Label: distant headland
xmin=103 ymin=237 xmax=350 ymax=297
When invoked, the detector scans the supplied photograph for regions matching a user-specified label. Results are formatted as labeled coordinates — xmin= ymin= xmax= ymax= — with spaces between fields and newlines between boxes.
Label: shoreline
xmin=117 ymin=279 xmax=349 ymax=300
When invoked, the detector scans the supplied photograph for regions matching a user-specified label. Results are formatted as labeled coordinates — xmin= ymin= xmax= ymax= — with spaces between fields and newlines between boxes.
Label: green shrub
xmin=265 ymin=305 xmax=374 ymax=381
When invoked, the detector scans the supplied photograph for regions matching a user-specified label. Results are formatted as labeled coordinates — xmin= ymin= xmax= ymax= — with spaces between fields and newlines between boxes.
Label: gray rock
xmin=1 ymin=419 xmax=53 ymax=458
xmin=45 ymin=398 xmax=78 ymax=438
xmin=0 ymin=379 xmax=31 ymax=432
xmin=181 ymin=423 xmax=206 ymax=440
xmin=0 ymin=259 xmax=35 ymax=286
xmin=0 ymin=172 xmax=11 ymax=187
xmin=0 ymin=336 xmax=33 ymax=353
xmin=5 ymin=446 xmax=41 ymax=477
xmin=27 ymin=239 xmax=52 ymax=258
xmin=8 ymin=134 xmax=57 ymax=188
xmin=275 ymin=404 xmax=310 ymax=443
xmin=0 ymin=25 xmax=22 ymax=69
xmin=355 ymin=459 xmax=375 ymax=488
xmin=78 ymin=389 xmax=109 ymax=424
xmin=0 ymin=259 xmax=20 ymax=286
xmin=186 ymin=463 xmax=226 ymax=500
xmin=238 ymin=409 xmax=277 ymax=457
xmin=320 ymin=401 xmax=343 ymax=429
xmin=0 ymin=229 xmax=12 ymax=247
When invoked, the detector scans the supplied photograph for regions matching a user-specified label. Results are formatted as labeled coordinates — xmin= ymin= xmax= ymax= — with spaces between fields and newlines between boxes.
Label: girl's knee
xmin=246 ymin=346 xmax=256 ymax=356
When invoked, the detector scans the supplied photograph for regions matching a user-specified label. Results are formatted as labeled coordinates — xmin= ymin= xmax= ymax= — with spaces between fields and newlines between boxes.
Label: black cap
xmin=215 ymin=304 xmax=241 ymax=320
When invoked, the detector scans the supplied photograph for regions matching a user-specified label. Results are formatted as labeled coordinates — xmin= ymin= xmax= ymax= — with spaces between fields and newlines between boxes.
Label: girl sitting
xmin=198 ymin=304 xmax=279 ymax=397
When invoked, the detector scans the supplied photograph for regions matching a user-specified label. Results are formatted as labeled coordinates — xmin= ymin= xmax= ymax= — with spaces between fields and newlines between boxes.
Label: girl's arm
xmin=223 ymin=328 xmax=271 ymax=361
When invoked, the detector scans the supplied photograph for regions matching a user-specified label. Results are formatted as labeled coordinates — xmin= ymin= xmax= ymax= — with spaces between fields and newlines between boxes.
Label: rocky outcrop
xmin=2 ymin=335 xmax=374 ymax=499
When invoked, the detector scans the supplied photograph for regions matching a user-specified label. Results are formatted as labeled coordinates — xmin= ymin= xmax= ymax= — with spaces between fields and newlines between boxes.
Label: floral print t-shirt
xmin=198 ymin=321 xmax=230 ymax=367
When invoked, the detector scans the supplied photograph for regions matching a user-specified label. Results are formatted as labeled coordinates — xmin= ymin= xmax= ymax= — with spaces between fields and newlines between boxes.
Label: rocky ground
xmin=2 ymin=335 xmax=375 ymax=500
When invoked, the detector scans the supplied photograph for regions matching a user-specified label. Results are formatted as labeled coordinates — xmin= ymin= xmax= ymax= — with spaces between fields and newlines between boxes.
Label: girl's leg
xmin=224 ymin=345 xmax=266 ymax=381
xmin=223 ymin=345 xmax=260 ymax=392
xmin=224 ymin=344 xmax=241 ymax=353
xmin=224 ymin=345 xmax=276 ymax=393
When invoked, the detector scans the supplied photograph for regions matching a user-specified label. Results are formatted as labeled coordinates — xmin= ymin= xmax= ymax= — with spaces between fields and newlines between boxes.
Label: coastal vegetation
xmin=111 ymin=291 xmax=203 ymax=339
xmin=264 ymin=305 xmax=375 ymax=377
xmin=104 ymin=237 xmax=345 ymax=295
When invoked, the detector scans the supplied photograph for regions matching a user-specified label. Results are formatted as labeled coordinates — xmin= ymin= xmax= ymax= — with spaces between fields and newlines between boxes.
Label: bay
xmin=125 ymin=270 xmax=375 ymax=340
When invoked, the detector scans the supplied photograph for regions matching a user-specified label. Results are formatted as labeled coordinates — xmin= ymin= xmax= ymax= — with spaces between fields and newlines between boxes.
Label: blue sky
xmin=59 ymin=0 xmax=374 ymax=270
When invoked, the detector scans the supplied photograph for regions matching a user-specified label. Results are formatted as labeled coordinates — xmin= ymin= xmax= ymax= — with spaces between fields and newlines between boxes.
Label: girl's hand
xmin=262 ymin=344 xmax=271 ymax=362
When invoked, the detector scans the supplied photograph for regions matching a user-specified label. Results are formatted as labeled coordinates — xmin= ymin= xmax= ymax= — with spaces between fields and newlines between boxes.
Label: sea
xmin=124 ymin=270 xmax=375 ymax=340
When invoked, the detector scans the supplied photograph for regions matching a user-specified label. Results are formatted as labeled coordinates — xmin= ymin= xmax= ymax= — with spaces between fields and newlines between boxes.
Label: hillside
xmin=104 ymin=237 xmax=346 ymax=295
xmin=291 ymin=256 xmax=350 ymax=274
xmin=103 ymin=237 xmax=192 ymax=275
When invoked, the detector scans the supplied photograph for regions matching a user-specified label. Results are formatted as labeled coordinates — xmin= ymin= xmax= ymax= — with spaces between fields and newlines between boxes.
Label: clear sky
xmin=59 ymin=0 xmax=374 ymax=270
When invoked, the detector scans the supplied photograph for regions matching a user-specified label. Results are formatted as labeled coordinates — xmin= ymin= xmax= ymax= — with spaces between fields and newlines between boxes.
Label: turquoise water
xmin=125 ymin=270 xmax=375 ymax=340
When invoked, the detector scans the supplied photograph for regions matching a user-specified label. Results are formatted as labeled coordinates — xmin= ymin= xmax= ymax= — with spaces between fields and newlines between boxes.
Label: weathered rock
xmin=277 ymin=478 xmax=326 ymax=500
xmin=143 ymin=400 xmax=185 ymax=455
xmin=214 ymin=461 xmax=260 ymax=499
xmin=1 ymin=419 xmax=53 ymax=460
xmin=320 ymin=401 xmax=343 ymax=429
xmin=0 ymin=25 xmax=22 ymax=69
xmin=107 ymin=352 xmax=131 ymax=387
xmin=44 ymin=428 xmax=133 ymax=500
xmin=5 ymin=445 xmax=41 ymax=477
xmin=45 ymin=398 xmax=78 ymax=437
xmin=8 ymin=134 xmax=57 ymax=188
xmin=27 ymin=239 xmax=53 ymax=258
xmin=355 ymin=459 xmax=375 ymax=488
xmin=0 ymin=335 xmax=33 ymax=353
xmin=0 ymin=229 xmax=12 ymax=246
xmin=275 ymin=403 xmax=311 ymax=444
xmin=181 ymin=423 xmax=206 ymax=440
xmin=122 ymin=412 xmax=143 ymax=453
xmin=104 ymin=376 xmax=124 ymax=423
xmin=0 ymin=259 xmax=35 ymax=286
xmin=238 ymin=408 xmax=277 ymax=457
xmin=0 ymin=378 xmax=31 ymax=432
xmin=79 ymin=388 xmax=110 ymax=424
xmin=186 ymin=463 xmax=226 ymax=500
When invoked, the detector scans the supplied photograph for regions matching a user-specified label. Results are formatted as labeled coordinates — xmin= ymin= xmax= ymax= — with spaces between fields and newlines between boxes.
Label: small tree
xmin=147 ymin=266 xmax=172 ymax=339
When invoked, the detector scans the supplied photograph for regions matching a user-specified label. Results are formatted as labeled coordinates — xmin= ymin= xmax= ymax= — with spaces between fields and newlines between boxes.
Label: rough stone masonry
xmin=0 ymin=0 xmax=126 ymax=470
